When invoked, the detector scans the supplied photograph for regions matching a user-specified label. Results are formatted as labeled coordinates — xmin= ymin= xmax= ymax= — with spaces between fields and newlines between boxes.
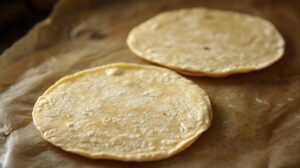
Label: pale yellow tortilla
xmin=32 ymin=63 xmax=212 ymax=161
xmin=127 ymin=8 xmax=285 ymax=77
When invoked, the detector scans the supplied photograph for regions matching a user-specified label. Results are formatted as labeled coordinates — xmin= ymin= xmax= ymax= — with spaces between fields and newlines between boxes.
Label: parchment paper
xmin=0 ymin=0 xmax=300 ymax=167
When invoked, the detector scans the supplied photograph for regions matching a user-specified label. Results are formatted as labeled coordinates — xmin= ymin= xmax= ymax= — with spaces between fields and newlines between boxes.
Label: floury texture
xmin=32 ymin=63 xmax=211 ymax=161
xmin=127 ymin=8 xmax=285 ymax=77
xmin=1 ymin=0 xmax=300 ymax=167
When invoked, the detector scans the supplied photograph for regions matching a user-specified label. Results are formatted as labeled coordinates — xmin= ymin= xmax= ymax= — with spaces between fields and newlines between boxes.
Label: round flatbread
xmin=32 ymin=63 xmax=212 ymax=161
xmin=127 ymin=8 xmax=285 ymax=77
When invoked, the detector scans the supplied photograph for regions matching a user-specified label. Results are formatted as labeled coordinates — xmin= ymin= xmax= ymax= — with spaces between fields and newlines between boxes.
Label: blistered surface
xmin=1 ymin=0 xmax=300 ymax=167
xmin=128 ymin=8 xmax=285 ymax=76
xmin=32 ymin=63 xmax=211 ymax=161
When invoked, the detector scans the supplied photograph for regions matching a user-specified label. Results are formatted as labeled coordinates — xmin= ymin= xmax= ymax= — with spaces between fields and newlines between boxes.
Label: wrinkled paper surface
xmin=1 ymin=0 xmax=300 ymax=167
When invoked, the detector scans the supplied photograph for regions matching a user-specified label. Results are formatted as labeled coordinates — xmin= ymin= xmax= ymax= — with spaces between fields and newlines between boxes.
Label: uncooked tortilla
xmin=32 ymin=63 xmax=212 ymax=161
xmin=127 ymin=8 xmax=285 ymax=77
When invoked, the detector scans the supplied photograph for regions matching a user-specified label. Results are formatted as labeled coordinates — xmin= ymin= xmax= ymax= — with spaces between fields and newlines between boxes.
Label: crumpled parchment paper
xmin=1 ymin=0 xmax=300 ymax=167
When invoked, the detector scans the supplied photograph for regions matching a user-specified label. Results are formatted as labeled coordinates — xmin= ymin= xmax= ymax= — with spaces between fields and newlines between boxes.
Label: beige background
xmin=0 ymin=0 xmax=300 ymax=167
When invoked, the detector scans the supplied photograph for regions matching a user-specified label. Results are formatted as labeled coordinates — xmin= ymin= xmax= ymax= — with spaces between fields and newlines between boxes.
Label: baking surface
xmin=0 ymin=0 xmax=300 ymax=167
